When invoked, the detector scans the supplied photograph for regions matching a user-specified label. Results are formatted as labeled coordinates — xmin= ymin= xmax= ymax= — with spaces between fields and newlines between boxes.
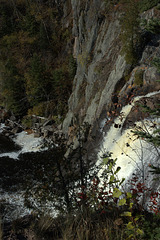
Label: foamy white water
xmin=98 ymin=90 xmax=160 ymax=183
xmin=0 ymin=151 xmax=21 ymax=159
xmin=14 ymin=131 xmax=44 ymax=153
xmin=0 ymin=128 xmax=44 ymax=159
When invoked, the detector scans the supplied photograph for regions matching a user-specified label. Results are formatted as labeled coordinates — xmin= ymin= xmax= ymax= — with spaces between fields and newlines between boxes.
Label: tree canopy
xmin=0 ymin=0 xmax=76 ymax=118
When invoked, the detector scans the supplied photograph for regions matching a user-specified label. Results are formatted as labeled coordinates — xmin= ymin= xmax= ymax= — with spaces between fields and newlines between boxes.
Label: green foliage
xmin=21 ymin=115 xmax=33 ymax=128
xmin=156 ymin=3 xmax=160 ymax=10
xmin=120 ymin=0 xmax=141 ymax=65
xmin=20 ymin=10 xmax=39 ymax=36
xmin=134 ymin=69 xmax=144 ymax=86
xmin=0 ymin=1 xmax=16 ymax=37
xmin=152 ymin=57 xmax=160 ymax=72
xmin=28 ymin=102 xmax=48 ymax=117
xmin=134 ymin=129 xmax=160 ymax=146
xmin=141 ymin=18 xmax=160 ymax=34
xmin=51 ymin=66 xmax=73 ymax=116
xmin=0 ymin=0 xmax=75 ymax=119
xmin=25 ymin=53 xmax=50 ymax=106
xmin=0 ymin=59 xmax=28 ymax=116
xmin=112 ymin=179 xmax=144 ymax=239
xmin=20 ymin=125 xmax=160 ymax=239
xmin=38 ymin=22 xmax=49 ymax=50
xmin=133 ymin=104 xmax=160 ymax=147
xmin=69 ymin=55 xmax=77 ymax=79
xmin=138 ymin=0 xmax=160 ymax=12
xmin=133 ymin=103 xmax=160 ymax=176
xmin=142 ymin=215 xmax=160 ymax=239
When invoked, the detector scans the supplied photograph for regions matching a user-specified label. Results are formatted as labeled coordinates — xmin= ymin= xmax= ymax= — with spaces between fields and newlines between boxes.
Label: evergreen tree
xmin=25 ymin=53 xmax=51 ymax=107
xmin=39 ymin=22 xmax=49 ymax=50
xmin=1 ymin=60 xmax=28 ymax=117
xmin=120 ymin=0 xmax=141 ymax=65
xmin=0 ymin=0 xmax=74 ymax=118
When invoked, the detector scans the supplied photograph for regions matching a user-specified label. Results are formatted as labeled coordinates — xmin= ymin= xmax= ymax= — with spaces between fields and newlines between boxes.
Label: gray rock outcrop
xmin=62 ymin=1 xmax=160 ymax=143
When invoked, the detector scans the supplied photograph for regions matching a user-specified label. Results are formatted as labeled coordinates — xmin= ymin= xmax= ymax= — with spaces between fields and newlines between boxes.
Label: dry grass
xmin=0 ymin=217 xmax=2 ymax=240
xmin=0 ymin=210 xmax=125 ymax=240
xmin=33 ymin=210 xmax=125 ymax=240
xmin=61 ymin=212 xmax=125 ymax=240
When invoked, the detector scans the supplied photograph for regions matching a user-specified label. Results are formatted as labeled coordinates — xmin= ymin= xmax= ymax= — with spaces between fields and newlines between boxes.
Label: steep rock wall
xmin=62 ymin=1 xmax=160 ymax=143
xmin=63 ymin=0 xmax=126 ymax=135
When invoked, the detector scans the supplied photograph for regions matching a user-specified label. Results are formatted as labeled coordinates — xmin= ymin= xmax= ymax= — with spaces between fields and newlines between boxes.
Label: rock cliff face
xmin=62 ymin=0 xmax=160 ymax=143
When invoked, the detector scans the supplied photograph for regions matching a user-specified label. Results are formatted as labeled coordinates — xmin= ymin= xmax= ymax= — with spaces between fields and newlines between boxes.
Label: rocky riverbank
xmin=0 ymin=107 xmax=64 ymax=144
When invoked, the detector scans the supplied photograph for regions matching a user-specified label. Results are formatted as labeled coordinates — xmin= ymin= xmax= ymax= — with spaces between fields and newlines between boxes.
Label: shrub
xmin=28 ymin=102 xmax=48 ymax=117
xmin=152 ymin=57 xmax=160 ymax=72
xmin=138 ymin=0 xmax=160 ymax=12
xmin=142 ymin=18 xmax=160 ymax=34
xmin=21 ymin=116 xmax=33 ymax=128
xmin=134 ymin=69 xmax=144 ymax=86
xmin=142 ymin=215 xmax=160 ymax=239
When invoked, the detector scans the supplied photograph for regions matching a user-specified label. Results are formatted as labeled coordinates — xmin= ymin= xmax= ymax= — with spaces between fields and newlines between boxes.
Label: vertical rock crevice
xmin=63 ymin=0 xmax=126 ymax=136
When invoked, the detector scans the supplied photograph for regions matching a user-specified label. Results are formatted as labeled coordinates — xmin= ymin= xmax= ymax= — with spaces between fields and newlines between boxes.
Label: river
xmin=0 ymin=129 xmax=58 ymax=222
xmin=1 ymin=90 xmax=160 ymax=221
xmin=98 ymin=91 xmax=160 ymax=197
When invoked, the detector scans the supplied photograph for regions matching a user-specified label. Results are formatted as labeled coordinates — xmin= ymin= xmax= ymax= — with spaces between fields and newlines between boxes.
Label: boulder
xmin=11 ymin=126 xmax=23 ymax=134
xmin=43 ymin=119 xmax=54 ymax=127
xmin=34 ymin=129 xmax=41 ymax=138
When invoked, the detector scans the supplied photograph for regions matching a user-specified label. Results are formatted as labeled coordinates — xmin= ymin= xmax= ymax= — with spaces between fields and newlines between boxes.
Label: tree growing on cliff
xmin=120 ymin=0 xmax=141 ymax=65
xmin=133 ymin=103 xmax=160 ymax=175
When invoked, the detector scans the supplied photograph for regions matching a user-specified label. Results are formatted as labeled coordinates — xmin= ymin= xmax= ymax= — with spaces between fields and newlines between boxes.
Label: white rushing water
xmin=0 ymin=91 xmax=160 ymax=220
xmin=14 ymin=131 xmax=44 ymax=153
xmin=0 ymin=127 xmax=45 ymax=221
xmin=0 ymin=130 xmax=44 ymax=159
xmin=98 ymin=91 xmax=160 ymax=185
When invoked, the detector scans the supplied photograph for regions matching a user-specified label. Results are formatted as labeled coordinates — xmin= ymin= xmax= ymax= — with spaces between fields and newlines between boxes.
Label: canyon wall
xmin=62 ymin=0 xmax=160 ymax=144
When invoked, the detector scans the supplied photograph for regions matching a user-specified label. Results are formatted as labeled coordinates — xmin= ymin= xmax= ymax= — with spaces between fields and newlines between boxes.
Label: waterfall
xmin=97 ymin=90 xmax=160 ymax=187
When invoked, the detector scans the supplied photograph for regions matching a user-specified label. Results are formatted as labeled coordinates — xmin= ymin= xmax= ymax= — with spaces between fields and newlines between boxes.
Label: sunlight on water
xmin=98 ymin=90 xmax=160 ymax=183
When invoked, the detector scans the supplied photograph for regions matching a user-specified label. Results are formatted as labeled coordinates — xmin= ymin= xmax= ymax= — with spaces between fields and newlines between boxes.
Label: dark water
xmin=0 ymin=134 xmax=21 ymax=153
xmin=0 ymin=132 xmax=89 ymax=222
xmin=0 ymin=133 xmax=57 ymax=222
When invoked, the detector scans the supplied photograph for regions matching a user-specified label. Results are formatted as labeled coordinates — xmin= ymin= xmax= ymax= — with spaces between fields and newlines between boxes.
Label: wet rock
xmin=40 ymin=125 xmax=54 ymax=138
xmin=0 ymin=108 xmax=11 ymax=123
xmin=43 ymin=129 xmax=49 ymax=138
xmin=11 ymin=126 xmax=23 ymax=134
xmin=43 ymin=119 xmax=54 ymax=127
xmin=143 ymin=67 xmax=160 ymax=86
xmin=42 ymin=125 xmax=54 ymax=132
xmin=33 ymin=122 xmax=41 ymax=128
xmin=123 ymin=94 xmax=160 ymax=130
xmin=34 ymin=130 xmax=41 ymax=138
xmin=10 ymin=115 xmax=16 ymax=121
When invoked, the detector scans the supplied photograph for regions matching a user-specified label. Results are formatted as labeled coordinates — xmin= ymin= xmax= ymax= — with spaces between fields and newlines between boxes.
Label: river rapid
xmin=1 ymin=91 xmax=160 ymax=222
xmin=0 ymin=128 xmax=57 ymax=222
xmin=98 ymin=91 xmax=160 ymax=199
